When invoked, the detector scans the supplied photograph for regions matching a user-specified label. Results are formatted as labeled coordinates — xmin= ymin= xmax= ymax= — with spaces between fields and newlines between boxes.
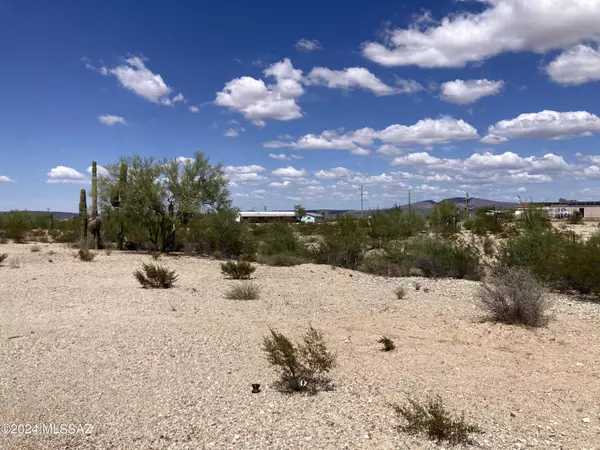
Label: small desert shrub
xmin=394 ymin=286 xmax=406 ymax=299
xmin=78 ymin=248 xmax=95 ymax=262
xmin=47 ymin=250 xmax=56 ymax=256
xmin=378 ymin=336 xmax=395 ymax=351
xmin=257 ymin=253 xmax=306 ymax=266
xmin=30 ymin=244 xmax=42 ymax=253
xmin=225 ymin=282 xmax=260 ymax=300
xmin=414 ymin=281 xmax=422 ymax=291
xmin=9 ymin=257 xmax=21 ymax=269
xmin=405 ymin=238 xmax=483 ymax=281
xmin=53 ymin=230 xmax=79 ymax=244
xmin=360 ymin=253 xmax=405 ymax=277
xmin=0 ymin=253 xmax=8 ymax=264
xmin=105 ymin=248 xmax=112 ymax=256
xmin=262 ymin=326 xmax=336 ymax=393
xmin=394 ymin=395 xmax=481 ymax=445
xmin=483 ymin=236 xmax=496 ymax=257
xmin=368 ymin=208 xmax=426 ymax=246
xmin=134 ymin=263 xmax=178 ymax=288
xmin=221 ymin=260 xmax=256 ymax=279
xmin=151 ymin=251 xmax=161 ymax=260
xmin=312 ymin=216 xmax=367 ymax=270
xmin=479 ymin=267 xmax=551 ymax=327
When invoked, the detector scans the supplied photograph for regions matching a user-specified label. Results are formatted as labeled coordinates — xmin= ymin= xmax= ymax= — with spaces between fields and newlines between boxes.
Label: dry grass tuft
xmin=262 ymin=326 xmax=336 ymax=393
xmin=134 ymin=263 xmax=178 ymax=289
xmin=394 ymin=286 xmax=406 ymax=299
xmin=479 ymin=267 xmax=551 ymax=327
xmin=78 ymin=248 xmax=95 ymax=262
xmin=394 ymin=395 xmax=481 ymax=445
xmin=377 ymin=336 xmax=395 ymax=351
xmin=221 ymin=260 xmax=256 ymax=280
xmin=30 ymin=244 xmax=42 ymax=253
xmin=225 ymin=282 xmax=260 ymax=300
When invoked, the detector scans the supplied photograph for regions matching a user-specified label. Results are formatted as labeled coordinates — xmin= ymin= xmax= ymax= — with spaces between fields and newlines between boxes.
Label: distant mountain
xmin=0 ymin=211 xmax=77 ymax=220
xmin=309 ymin=197 xmax=517 ymax=219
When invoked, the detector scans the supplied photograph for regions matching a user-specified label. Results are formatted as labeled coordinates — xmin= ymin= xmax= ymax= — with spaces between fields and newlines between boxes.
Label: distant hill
xmin=310 ymin=197 xmax=517 ymax=219
xmin=0 ymin=211 xmax=77 ymax=220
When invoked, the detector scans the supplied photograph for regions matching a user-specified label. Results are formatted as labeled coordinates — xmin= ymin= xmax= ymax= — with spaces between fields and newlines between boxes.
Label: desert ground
xmin=1 ymin=242 xmax=600 ymax=449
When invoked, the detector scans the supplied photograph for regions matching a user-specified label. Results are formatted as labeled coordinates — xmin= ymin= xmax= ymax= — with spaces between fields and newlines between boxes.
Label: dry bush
xmin=483 ymin=236 xmax=496 ymax=257
xmin=257 ymin=253 xmax=306 ymax=267
xmin=0 ymin=253 xmax=8 ymax=265
xmin=30 ymin=244 xmax=42 ymax=253
xmin=360 ymin=254 xmax=405 ymax=277
xmin=377 ymin=336 xmax=395 ymax=351
xmin=479 ymin=267 xmax=551 ymax=327
xmin=134 ymin=263 xmax=178 ymax=288
xmin=221 ymin=260 xmax=256 ymax=279
xmin=225 ymin=282 xmax=260 ymax=300
xmin=151 ymin=252 xmax=161 ymax=260
xmin=78 ymin=248 xmax=95 ymax=262
xmin=262 ymin=326 xmax=336 ymax=393
xmin=394 ymin=286 xmax=406 ymax=299
xmin=9 ymin=257 xmax=21 ymax=269
xmin=394 ymin=395 xmax=481 ymax=445
xmin=414 ymin=281 xmax=422 ymax=291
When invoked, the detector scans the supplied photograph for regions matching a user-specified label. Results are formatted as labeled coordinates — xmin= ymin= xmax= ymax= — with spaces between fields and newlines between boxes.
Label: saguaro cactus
xmin=116 ymin=162 xmax=128 ymax=250
xmin=79 ymin=188 xmax=88 ymax=242
xmin=91 ymin=160 xmax=98 ymax=220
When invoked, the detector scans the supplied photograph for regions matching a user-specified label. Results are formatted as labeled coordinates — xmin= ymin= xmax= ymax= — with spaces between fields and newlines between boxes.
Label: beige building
xmin=518 ymin=202 xmax=600 ymax=219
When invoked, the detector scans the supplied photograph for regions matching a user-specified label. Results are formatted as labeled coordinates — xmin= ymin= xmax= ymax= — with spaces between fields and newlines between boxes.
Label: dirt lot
xmin=1 ymin=243 xmax=600 ymax=449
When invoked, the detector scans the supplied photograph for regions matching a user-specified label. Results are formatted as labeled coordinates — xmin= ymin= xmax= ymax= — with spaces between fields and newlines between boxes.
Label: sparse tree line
xmin=2 ymin=152 xmax=600 ymax=298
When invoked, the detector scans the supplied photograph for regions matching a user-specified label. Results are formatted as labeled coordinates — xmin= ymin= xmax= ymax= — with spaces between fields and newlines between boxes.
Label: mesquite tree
xmin=100 ymin=153 xmax=230 ymax=251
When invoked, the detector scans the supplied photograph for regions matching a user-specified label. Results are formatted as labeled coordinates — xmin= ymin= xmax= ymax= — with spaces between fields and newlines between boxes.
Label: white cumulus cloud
xmin=305 ymin=66 xmax=419 ymax=96
xmin=189 ymin=106 xmax=200 ymax=113
xmin=264 ymin=117 xmax=478 ymax=152
xmin=46 ymin=166 xmax=88 ymax=184
xmin=97 ymin=114 xmax=127 ymax=126
xmin=483 ymin=110 xmax=600 ymax=143
xmin=295 ymin=39 xmax=322 ymax=52
xmin=0 ymin=175 xmax=14 ymax=182
xmin=361 ymin=0 xmax=600 ymax=68
xmin=440 ymin=79 xmax=504 ymax=104
xmin=271 ymin=166 xmax=307 ymax=178
xmin=546 ymin=44 xmax=600 ymax=85
xmin=214 ymin=58 xmax=304 ymax=126
xmin=99 ymin=56 xmax=175 ymax=105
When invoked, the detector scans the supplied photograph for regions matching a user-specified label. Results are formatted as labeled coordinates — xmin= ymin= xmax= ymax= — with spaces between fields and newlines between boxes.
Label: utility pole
xmin=408 ymin=189 xmax=411 ymax=213
xmin=360 ymin=185 xmax=364 ymax=218
xmin=264 ymin=205 xmax=267 ymax=212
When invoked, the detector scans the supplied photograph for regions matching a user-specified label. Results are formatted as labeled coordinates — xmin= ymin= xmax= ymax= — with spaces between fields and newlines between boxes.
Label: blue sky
xmin=2 ymin=0 xmax=600 ymax=212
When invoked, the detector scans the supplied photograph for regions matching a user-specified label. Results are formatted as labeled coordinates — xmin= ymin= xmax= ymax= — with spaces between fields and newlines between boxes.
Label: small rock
xmin=582 ymin=417 xmax=590 ymax=423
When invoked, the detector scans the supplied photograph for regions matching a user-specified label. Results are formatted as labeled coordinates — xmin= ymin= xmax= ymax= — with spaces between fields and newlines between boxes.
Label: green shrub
xmin=262 ymin=326 xmax=336 ymax=393
xmin=518 ymin=203 xmax=551 ymax=231
xmin=498 ymin=228 xmax=600 ymax=295
xmin=428 ymin=201 xmax=461 ymax=234
xmin=258 ymin=222 xmax=304 ymax=255
xmin=225 ymin=282 xmax=260 ymax=300
xmin=394 ymin=395 xmax=481 ymax=445
xmin=188 ymin=209 xmax=257 ymax=259
xmin=479 ymin=267 xmax=551 ymax=327
xmin=257 ymin=253 xmax=306 ymax=266
xmin=0 ymin=210 xmax=30 ymax=243
xmin=360 ymin=253 xmax=405 ymax=277
xmin=368 ymin=208 xmax=425 ymax=246
xmin=134 ymin=263 xmax=178 ymax=288
xmin=221 ymin=260 xmax=256 ymax=279
xmin=311 ymin=216 xmax=367 ymax=269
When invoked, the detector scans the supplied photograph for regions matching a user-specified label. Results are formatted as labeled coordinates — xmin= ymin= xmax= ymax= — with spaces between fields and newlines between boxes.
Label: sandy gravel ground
xmin=1 ymin=243 xmax=600 ymax=449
